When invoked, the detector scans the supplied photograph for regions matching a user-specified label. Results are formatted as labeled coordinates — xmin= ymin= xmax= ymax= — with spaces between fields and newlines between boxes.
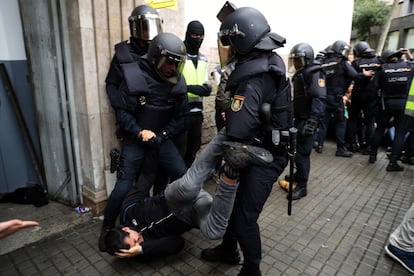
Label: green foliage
xmin=352 ymin=0 xmax=391 ymax=40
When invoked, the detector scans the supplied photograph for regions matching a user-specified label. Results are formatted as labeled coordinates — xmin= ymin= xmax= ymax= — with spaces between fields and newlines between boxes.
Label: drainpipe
xmin=53 ymin=0 xmax=84 ymax=205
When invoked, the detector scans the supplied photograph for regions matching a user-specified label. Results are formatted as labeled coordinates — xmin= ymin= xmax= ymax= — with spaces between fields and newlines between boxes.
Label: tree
xmin=352 ymin=0 xmax=391 ymax=40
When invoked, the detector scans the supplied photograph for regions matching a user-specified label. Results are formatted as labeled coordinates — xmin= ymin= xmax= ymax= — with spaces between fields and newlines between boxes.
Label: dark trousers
xmin=346 ymin=97 xmax=376 ymax=146
xmin=295 ymin=120 xmax=318 ymax=185
xmin=174 ymin=112 xmax=203 ymax=167
xmin=318 ymin=94 xmax=347 ymax=147
xmin=370 ymin=108 xmax=405 ymax=155
xmin=390 ymin=115 xmax=414 ymax=157
xmin=220 ymin=150 xmax=289 ymax=268
xmin=104 ymin=139 xmax=187 ymax=224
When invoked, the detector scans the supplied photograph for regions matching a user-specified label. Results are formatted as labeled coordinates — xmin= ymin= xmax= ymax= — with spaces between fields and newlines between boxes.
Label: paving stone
xmin=1 ymin=141 xmax=412 ymax=275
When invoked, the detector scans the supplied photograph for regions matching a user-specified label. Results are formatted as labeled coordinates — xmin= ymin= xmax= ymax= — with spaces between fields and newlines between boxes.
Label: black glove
xmin=221 ymin=162 xmax=239 ymax=180
xmin=187 ymin=84 xmax=212 ymax=96
xmin=301 ymin=118 xmax=319 ymax=136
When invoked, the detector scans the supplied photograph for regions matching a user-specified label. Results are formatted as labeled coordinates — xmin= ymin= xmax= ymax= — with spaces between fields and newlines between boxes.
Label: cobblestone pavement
xmin=0 ymin=141 xmax=413 ymax=276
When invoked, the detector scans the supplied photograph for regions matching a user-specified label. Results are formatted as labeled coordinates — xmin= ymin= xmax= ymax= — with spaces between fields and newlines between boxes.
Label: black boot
xmin=98 ymin=220 xmax=114 ymax=252
xmin=287 ymin=185 xmax=307 ymax=200
xmin=349 ymin=143 xmax=360 ymax=153
xmin=386 ymin=155 xmax=404 ymax=172
xmin=221 ymin=141 xmax=273 ymax=169
xmin=315 ymin=144 xmax=323 ymax=153
xmin=201 ymin=243 xmax=240 ymax=265
xmin=336 ymin=144 xmax=353 ymax=157
xmin=238 ymin=264 xmax=262 ymax=276
xmin=401 ymin=155 xmax=414 ymax=165
xmin=368 ymin=149 xmax=377 ymax=163
xmin=361 ymin=145 xmax=371 ymax=155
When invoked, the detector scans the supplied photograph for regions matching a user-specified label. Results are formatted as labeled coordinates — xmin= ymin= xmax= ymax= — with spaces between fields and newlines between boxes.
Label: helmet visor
xmin=157 ymin=50 xmax=185 ymax=84
xmin=130 ymin=14 xmax=163 ymax=41
xmin=288 ymin=53 xmax=306 ymax=74
xmin=218 ymin=23 xmax=245 ymax=46
xmin=341 ymin=45 xmax=351 ymax=58
xmin=217 ymin=36 xmax=236 ymax=67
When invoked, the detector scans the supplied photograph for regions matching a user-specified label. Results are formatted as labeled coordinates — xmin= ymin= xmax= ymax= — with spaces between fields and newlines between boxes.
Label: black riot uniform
xmin=319 ymin=40 xmax=371 ymax=157
xmin=100 ymin=6 xmax=167 ymax=253
xmin=201 ymin=6 xmax=292 ymax=276
xmin=288 ymin=42 xmax=326 ymax=200
xmin=346 ymin=41 xmax=381 ymax=153
xmin=106 ymin=5 xmax=163 ymax=110
xmin=369 ymin=49 xmax=414 ymax=170
xmin=99 ymin=33 xmax=188 ymax=253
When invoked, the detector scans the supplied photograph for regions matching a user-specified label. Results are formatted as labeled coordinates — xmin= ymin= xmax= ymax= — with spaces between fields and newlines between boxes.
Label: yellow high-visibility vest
xmin=405 ymin=79 xmax=414 ymax=117
xmin=182 ymin=55 xmax=208 ymax=103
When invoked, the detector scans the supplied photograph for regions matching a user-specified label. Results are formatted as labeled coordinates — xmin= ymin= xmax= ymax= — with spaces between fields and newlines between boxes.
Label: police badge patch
xmin=231 ymin=95 xmax=245 ymax=112
xmin=318 ymin=78 xmax=325 ymax=87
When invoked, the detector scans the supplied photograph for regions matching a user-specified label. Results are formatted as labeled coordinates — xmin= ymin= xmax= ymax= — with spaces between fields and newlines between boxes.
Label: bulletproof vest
xmin=352 ymin=55 xmax=381 ymax=95
xmin=292 ymin=65 xmax=321 ymax=119
xmin=115 ymin=41 xmax=144 ymax=93
xmin=226 ymin=52 xmax=293 ymax=144
xmin=321 ymin=55 xmax=347 ymax=95
xmin=119 ymin=60 xmax=184 ymax=133
xmin=134 ymin=71 xmax=183 ymax=133
xmin=380 ymin=61 xmax=413 ymax=99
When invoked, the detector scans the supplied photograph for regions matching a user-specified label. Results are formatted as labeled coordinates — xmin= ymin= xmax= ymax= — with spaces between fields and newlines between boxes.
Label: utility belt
xmin=253 ymin=129 xmax=290 ymax=155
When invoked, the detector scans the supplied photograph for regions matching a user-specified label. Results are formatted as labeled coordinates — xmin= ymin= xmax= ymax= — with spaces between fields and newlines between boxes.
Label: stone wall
xmin=67 ymin=0 xmax=221 ymax=211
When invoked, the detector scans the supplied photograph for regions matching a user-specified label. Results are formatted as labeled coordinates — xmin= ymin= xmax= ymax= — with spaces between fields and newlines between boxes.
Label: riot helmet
xmin=353 ymin=41 xmax=375 ymax=57
xmin=145 ymin=32 xmax=187 ymax=84
xmin=218 ymin=7 xmax=271 ymax=56
xmin=288 ymin=43 xmax=314 ymax=74
xmin=129 ymin=5 xmax=163 ymax=42
xmin=381 ymin=49 xmax=403 ymax=63
xmin=331 ymin=40 xmax=351 ymax=58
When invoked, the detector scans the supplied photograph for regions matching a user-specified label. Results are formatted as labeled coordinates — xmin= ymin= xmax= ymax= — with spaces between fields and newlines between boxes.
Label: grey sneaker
xmin=221 ymin=141 xmax=273 ymax=169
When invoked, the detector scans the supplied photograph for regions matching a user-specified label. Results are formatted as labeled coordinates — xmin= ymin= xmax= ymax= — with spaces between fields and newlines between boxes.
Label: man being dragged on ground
xmin=103 ymin=131 xmax=273 ymax=259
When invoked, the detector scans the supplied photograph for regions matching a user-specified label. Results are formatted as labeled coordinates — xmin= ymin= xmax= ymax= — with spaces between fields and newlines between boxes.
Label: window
xmin=409 ymin=0 xmax=414 ymax=14
xmin=385 ymin=31 xmax=400 ymax=49
xmin=405 ymin=28 xmax=414 ymax=49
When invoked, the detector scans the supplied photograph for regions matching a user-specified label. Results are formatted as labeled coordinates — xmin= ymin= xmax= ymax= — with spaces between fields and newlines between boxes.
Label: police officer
xmin=99 ymin=33 xmax=188 ymax=252
xmin=287 ymin=43 xmax=326 ymax=200
xmin=100 ymin=5 xmax=166 ymax=252
xmin=369 ymin=49 xmax=414 ymax=171
xmin=346 ymin=41 xmax=381 ymax=154
xmin=174 ymin=20 xmax=212 ymax=167
xmin=105 ymin=4 xmax=168 ymax=195
xmin=201 ymin=6 xmax=292 ymax=276
xmin=106 ymin=5 xmax=163 ymax=103
xmin=318 ymin=40 xmax=373 ymax=157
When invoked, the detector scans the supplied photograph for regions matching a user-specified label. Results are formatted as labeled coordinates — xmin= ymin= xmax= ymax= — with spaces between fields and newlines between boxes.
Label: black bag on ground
xmin=0 ymin=184 xmax=49 ymax=207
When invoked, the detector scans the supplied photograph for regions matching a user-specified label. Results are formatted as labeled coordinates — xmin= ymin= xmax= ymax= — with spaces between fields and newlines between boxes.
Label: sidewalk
xmin=0 ymin=141 xmax=412 ymax=275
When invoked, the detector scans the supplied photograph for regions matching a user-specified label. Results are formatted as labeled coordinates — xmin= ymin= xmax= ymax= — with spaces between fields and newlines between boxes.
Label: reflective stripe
xmin=405 ymin=80 xmax=414 ymax=117
xmin=188 ymin=96 xmax=202 ymax=102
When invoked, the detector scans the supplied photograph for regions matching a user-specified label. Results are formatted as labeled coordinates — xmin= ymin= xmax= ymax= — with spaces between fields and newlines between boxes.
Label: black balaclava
xmin=184 ymin=20 xmax=204 ymax=56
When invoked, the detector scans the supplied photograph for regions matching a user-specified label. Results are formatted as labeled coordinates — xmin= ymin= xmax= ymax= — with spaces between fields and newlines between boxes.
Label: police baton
xmin=287 ymin=127 xmax=297 ymax=216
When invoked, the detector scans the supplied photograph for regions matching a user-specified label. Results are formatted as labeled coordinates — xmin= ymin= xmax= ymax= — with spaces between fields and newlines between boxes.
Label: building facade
xmin=1 ymin=0 xmax=355 ymax=214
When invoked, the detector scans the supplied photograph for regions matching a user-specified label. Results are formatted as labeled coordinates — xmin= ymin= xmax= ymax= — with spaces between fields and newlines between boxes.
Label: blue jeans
xmin=104 ymin=139 xmax=187 ymax=224
xmin=164 ymin=129 xmax=238 ymax=239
